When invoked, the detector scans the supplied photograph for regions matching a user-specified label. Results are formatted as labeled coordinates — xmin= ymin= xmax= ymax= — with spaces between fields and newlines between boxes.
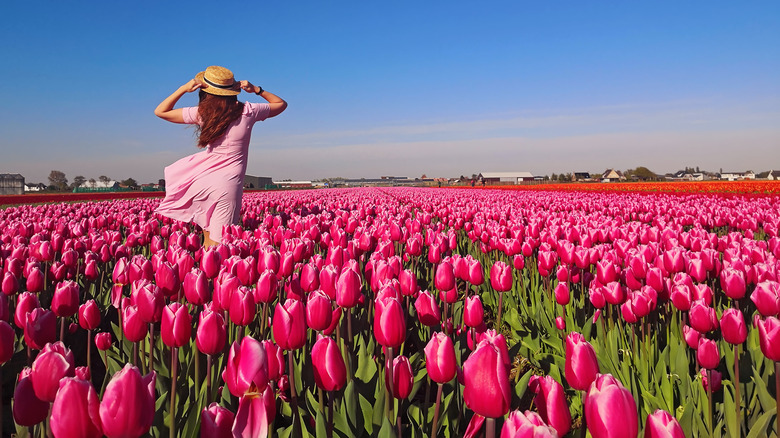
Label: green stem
xmin=431 ymin=382 xmax=444 ymax=437
xmin=170 ymin=347 xmax=178 ymax=438
xmin=497 ymin=291 xmax=504 ymax=331
xmin=734 ymin=344 xmax=741 ymax=434
xmin=288 ymin=350 xmax=302 ymax=438
xmin=708 ymin=369 xmax=714 ymax=438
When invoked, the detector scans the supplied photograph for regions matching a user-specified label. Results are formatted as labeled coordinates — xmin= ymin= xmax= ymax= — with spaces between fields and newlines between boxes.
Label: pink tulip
xmin=300 ymin=263 xmax=320 ymax=293
xmin=26 ymin=265 xmax=45 ymax=292
xmin=255 ymin=269 xmax=279 ymax=304
xmin=414 ymin=290 xmax=441 ymax=327
xmin=391 ymin=355 xmax=414 ymax=399
xmin=374 ymin=296 xmax=406 ymax=348
xmin=603 ymin=282 xmax=626 ymax=306
xmin=425 ymin=332 xmax=457 ymax=383
xmin=700 ymin=368 xmax=723 ymax=392
xmin=688 ymin=299 xmax=718 ymax=333
xmin=335 ymin=268 xmax=362 ymax=308
xmin=596 ymin=260 xmax=618 ymax=285
xmin=682 ymin=325 xmax=701 ymax=349
xmin=183 ymin=268 xmax=210 ymax=306
xmin=0 ymin=320 xmax=15 ymax=363
xmin=196 ymin=307 xmax=227 ymax=355
xmin=399 ymin=269 xmax=419 ymax=296
xmin=273 ymin=299 xmax=307 ymax=350
xmin=585 ymin=374 xmax=638 ymax=438
xmin=121 ymin=304 xmax=148 ymax=343
xmin=222 ymin=336 xmax=269 ymax=397
xmin=229 ymin=286 xmax=257 ymax=327
xmin=751 ymin=281 xmax=780 ymax=317
xmin=232 ymin=390 xmax=271 ymax=438
xmin=463 ymin=336 xmax=511 ymax=418
xmin=201 ymin=247 xmax=222 ymax=279
xmin=306 ymin=290 xmax=333 ymax=332
xmin=161 ymin=302 xmax=192 ymax=348
xmin=95 ymin=332 xmax=113 ymax=351
xmin=644 ymin=409 xmax=684 ymax=438
xmin=318 ymin=264 xmax=339 ymax=300
xmin=435 ymin=261 xmax=456 ymax=291
xmin=565 ymin=332 xmax=600 ymax=391
xmin=756 ymin=316 xmax=780 ymax=361
xmin=262 ymin=340 xmax=285 ymax=382
xmin=501 ymin=410 xmax=559 ymax=437
xmin=78 ymin=299 xmax=101 ymax=330
xmin=24 ymin=307 xmax=57 ymax=350
xmin=132 ymin=279 xmax=164 ymax=323
xmin=529 ymin=375 xmax=572 ymax=436
xmin=464 ymin=295 xmax=484 ymax=328
xmin=697 ymin=338 xmax=720 ymax=369
xmin=469 ymin=260 xmax=485 ymax=285
xmin=311 ymin=335 xmax=347 ymax=391
xmin=554 ymin=282 xmax=570 ymax=305
xmin=31 ymin=341 xmax=76 ymax=402
xmin=720 ymin=308 xmax=747 ymax=345
xmin=1 ymin=271 xmax=19 ymax=296
xmin=720 ymin=267 xmax=746 ymax=299
xmin=155 ymin=260 xmax=181 ymax=297
xmin=13 ymin=368 xmax=49 ymax=426
xmin=99 ymin=364 xmax=156 ymax=438
xmin=490 ymin=261 xmax=513 ymax=292
xmin=201 ymin=403 xmax=234 ymax=438
xmin=51 ymin=377 xmax=103 ymax=438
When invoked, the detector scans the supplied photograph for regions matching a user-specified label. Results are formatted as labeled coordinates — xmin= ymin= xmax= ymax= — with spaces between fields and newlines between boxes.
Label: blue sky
xmin=1 ymin=1 xmax=778 ymax=183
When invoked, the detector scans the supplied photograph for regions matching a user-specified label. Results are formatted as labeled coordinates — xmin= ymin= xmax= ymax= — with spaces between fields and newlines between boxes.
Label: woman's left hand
xmin=238 ymin=80 xmax=258 ymax=93
xmin=181 ymin=79 xmax=204 ymax=93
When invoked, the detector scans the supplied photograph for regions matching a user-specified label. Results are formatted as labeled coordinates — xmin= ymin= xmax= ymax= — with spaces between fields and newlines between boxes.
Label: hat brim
xmin=195 ymin=71 xmax=241 ymax=96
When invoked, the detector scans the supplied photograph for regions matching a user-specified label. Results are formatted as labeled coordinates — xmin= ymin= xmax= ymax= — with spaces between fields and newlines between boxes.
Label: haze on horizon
xmin=1 ymin=2 xmax=778 ymax=185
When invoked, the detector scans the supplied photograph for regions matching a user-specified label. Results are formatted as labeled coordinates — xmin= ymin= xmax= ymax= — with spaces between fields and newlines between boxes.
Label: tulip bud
xmin=306 ymin=290 xmax=333 ymax=332
xmin=644 ymin=409 xmax=685 ymax=438
xmin=751 ymin=281 xmax=780 ymax=317
xmin=374 ymin=296 xmax=406 ymax=348
xmin=756 ymin=316 xmax=780 ymax=361
xmin=391 ymin=355 xmax=414 ymax=399
xmin=24 ymin=307 xmax=57 ymax=350
xmin=720 ymin=307 xmax=747 ymax=345
xmin=273 ymin=299 xmax=307 ymax=350
xmin=584 ymin=374 xmax=638 ymax=438
xmin=463 ymin=336 xmax=511 ymax=418
xmin=78 ymin=299 xmax=101 ymax=330
xmin=435 ymin=261 xmax=456 ymax=291
xmin=132 ymin=279 xmax=164 ymax=323
xmin=99 ymin=364 xmax=156 ymax=438
xmin=26 ymin=266 xmax=45 ymax=292
xmin=688 ymin=299 xmax=718 ymax=333
xmin=197 ymin=307 xmax=227 ymax=356
xmin=121 ymin=305 xmax=148 ymax=343
xmin=529 ymin=375 xmax=572 ymax=436
xmin=565 ymin=332 xmax=599 ymax=391
xmin=262 ymin=340 xmax=285 ymax=382
xmin=201 ymin=402 xmax=234 ymax=438
xmin=464 ymin=295 xmax=484 ymax=328
xmin=502 ymin=410 xmax=559 ymax=437
xmin=425 ymin=332 xmax=457 ymax=383
xmin=155 ymin=261 xmax=181 ymax=297
xmin=255 ymin=269 xmax=279 ymax=304
xmin=682 ymin=325 xmax=701 ymax=349
xmin=51 ymin=377 xmax=103 ymax=438
xmin=720 ymin=267 xmax=746 ymax=299
xmin=31 ymin=341 xmax=76 ymax=402
xmin=554 ymin=282 xmax=570 ymax=305
xmin=414 ymin=291 xmax=441 ymax=327
xmin=13 ymin=368 xmax=49 ymax=426
xmin=184 ymin=268 xmax=210 ymax=306
xmin=1 ymin=271 xmax=19 ymax=296
xmin=700 ymin=368 xmax=722 ymax=393
xmin=311 ymin=335 xmax=347 ymax=391
xmin=336 ymin=268 xmax=362 ymax=308
xmin=95 ymin=332 xmax=113 ymax=351
xmin=162 ymin=302 xmax=192 ymax=348
xmin=229 ymin=286 xmax=257 ymax=327
xmin=489 ymin=261 xmax=512 ymax=292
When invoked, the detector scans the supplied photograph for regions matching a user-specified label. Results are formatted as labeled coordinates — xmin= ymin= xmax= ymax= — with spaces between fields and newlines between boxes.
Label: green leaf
xmin=751 ymin=366 xmax=776 ymax=413
xmin=377 ymin=416 xmax=397 ymax=438
xmin=722 ymin=382 xmax=738 ymax=438
xmin=745 ymin=407 xmax=775 ymax=438
xmin=316 ymin=410 xmax=327 ymax=438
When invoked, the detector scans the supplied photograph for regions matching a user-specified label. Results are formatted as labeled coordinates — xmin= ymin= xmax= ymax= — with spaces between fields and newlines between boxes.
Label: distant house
xmin=601 ymin=169 xmax=624 ymax=183
xmin=573 ymin=172 xmax=591 ymax=181
xmin=244 ymin=175 xmax=273 ymax=189
xmin=766 ymin=170 xmax=779 ymax=180
xmin=478 ymin=172 xmax=534 ymax=185
xmin=83 ymin=180 xmax=120 ymax=189
xmin=0 ymin=173 xmax=25 ymax=195
xmin=671 ymin=171 xmax=705 ymax=181
xmin=273 ymin=180 xmax=312 ymax=189
xmin=24 ymin=182 xmax=47 ymax=192
xmin=719 ymin=171 xmax=755 ymax=181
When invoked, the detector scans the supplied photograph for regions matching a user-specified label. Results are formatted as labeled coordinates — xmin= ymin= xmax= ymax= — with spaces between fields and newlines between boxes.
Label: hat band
xmin=203 ymin=76 xmax=235 ymax=89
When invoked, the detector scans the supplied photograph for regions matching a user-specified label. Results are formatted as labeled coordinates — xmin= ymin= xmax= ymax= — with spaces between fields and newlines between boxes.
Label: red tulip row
xmin=0 ymin=187 xmax=778 ymax=437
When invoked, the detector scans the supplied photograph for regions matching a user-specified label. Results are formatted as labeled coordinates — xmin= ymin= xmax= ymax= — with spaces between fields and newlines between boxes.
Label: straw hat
xmin=195 ymin=66 xmax=240 ymax=96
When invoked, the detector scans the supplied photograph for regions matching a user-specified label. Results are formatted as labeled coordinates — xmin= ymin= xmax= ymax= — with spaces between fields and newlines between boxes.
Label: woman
xmin=154 ymin=66 xmax=287 ymax=247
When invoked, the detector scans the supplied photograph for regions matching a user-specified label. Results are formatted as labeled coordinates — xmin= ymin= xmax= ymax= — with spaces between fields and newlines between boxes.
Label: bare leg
xmin=203 ymin=231 xmax=218 ymax=248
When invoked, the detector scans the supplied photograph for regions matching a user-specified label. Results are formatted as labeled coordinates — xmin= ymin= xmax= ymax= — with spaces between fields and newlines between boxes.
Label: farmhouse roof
xmin=480 ymin=172 xmax=534 ymax=178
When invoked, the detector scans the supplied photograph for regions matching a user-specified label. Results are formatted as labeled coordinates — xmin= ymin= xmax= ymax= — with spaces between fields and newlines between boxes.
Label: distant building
xmin=478 ymin=172 xmax=534 ymax=185
xmin=573 ymin=172 xmax=592 ymax=181
xmin=83 ymin=180 xmax=120 ymax=189
xmin=24 ymin=183 xmax=47 ymax=192
xmin=272 ymin=180 xmax=313 ymax=189
xmin=0 ymin=173 xmax=25 ymax=195
xmin=601 ymin=169 xmax=624 ymax=183
xmin=719 ymin=171 xmax=755 ymax=181
xmin=244 ymin=175 xmax=273 ymax=189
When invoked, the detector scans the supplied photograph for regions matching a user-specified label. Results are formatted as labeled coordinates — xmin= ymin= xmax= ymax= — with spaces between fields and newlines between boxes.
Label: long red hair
xmin=195 ymin=91 xmax=245 ymax=148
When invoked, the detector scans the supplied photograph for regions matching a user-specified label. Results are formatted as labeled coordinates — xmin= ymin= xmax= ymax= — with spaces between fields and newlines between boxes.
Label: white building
xmin=719 ymin=171 xmax=755 ymax=181
xmin=479 ymin=172 xmax=535 ymax=184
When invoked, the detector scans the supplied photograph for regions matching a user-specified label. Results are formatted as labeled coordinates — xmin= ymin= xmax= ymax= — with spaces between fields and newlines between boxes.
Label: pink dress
xmin=156 ymin=102 xmax=271 ymax=242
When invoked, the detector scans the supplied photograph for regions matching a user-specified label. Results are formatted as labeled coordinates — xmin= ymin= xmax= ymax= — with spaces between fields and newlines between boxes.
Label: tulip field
xmin=2 ymin=186 xmax=780 ymax=437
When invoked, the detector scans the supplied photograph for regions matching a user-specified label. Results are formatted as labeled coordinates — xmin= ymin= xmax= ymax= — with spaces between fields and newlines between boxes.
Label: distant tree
xmin=121 ymin=178 xmax=139 ymax=189
xmin=48 ymin=170 xmax=68 ymax=191
xmin=99 ymin=175 xmax=111 ymax=183
xmin=695 ymin=166 xmax=700 ymax=173
xmin=543 ymin=175 xmax=550 ymax=181
xmin=633 ymin=166 xmax=658 ymax=180
xmin=88 ymin=178 xmax=96 ymax=185
xmin=551 ymin=173 xmax=558 ymax=181
xmin=72 ymin=175 xmax=86 ymax=189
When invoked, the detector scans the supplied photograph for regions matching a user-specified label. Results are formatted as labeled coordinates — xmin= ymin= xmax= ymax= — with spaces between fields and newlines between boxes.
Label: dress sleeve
xmin=247 ymin=102 xmax=271 ymax=122
xmin=181 ymin=107 xmax=200 ymax=125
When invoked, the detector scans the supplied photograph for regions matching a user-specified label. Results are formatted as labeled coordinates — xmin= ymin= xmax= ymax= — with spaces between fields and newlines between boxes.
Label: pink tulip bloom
xmin=31 ymin=342 xmax=76 ymax=402
xmin=0 ymin=320 xmax=15 ymax=364
xmin=1 ymin=271 xmax=19 ymax=296
xmin=196 ymin=307 xmax=226 ymax=355
xmin=255 ymin=269 xmax=279 ymax=304
xmin=222 ymin=336 xmax=269 ymax=397
xmin=751 ymin=281 xmax=780 ymax=317
xmin=99 ymin=364 xmax=156 ymax=438
xmin=529 ymin=375 xmax=572 ymax=436
xmin=26 ymin=265 xmax=45 ymax=292
xmin=700 ymin=368 xmax=723 ymax=393
xmin=464 ymin=295 xmax=484 ymax=328
xmin=425 ymin=332 xmax=457 ymax=383
xmin=565 ymin=332 xmax=600 ymax=391
xmin=688 ymin=299 xmax=718 ymax=333
xmin=311 ymin=335 xmax=347 ymax=391
xmin=435 ymin=261 xmax=456 ymax=291
xmin=306 ymin=290 xmax=333 ymax=332
xmin=756 ymin=316 xmax=780 ymax=361
xmin=132 ymin=279 xmax=164 ymax=323
xmin=161 ymin=302 xmax=192 ymax=348
xmin=696 ymin=338 xmax=720 ymax=369
xmin=300 ymin=263 xmax=320 ymax=293
xmin=155 ymin=260 xmax=181 ymax=298
xmin=78 ymin=299 xmax=101 ymax=330
xmin=95 ymin=332 xmax=113 ymax=351
xmin=399 ymin=269 xmax=419 ymax=296
xmin=554 ymin=282 xmax=570 ymax=305
xmin=720 ymin=267 xmax=746 ymax=299
xmin=374 ymin=296 xmax=406 ymax=348
xmin=201 ymin=402 xmax=234 ymax=438
xmin=262 ymin=340 xmax=286 ymax=382
xmin=490 ymin=261 xmax=513 ymax=292
xmin=229 ymin=286 xmax=257 ymax=327
xmin=335 ymin=268 xmax=362 ymax=308
xmin=720 ymin=307 xmax=747 ymax=345
xmin=13 ymin=368 xmax=49 ymax=426
xmin=584 ymin=374 xmax=638 ymax=438
xmin=644 ymin=409 xmax=684 ymax=438
xmin=682 ymin=325 xmax=701 ymax=350
xmin=24 ymin=307 xmax=57 ymax=350
xmin=501 ymin=410 xmax=559 ymax=437
xmin=414 ymin=290 xmax=441 ymax=327
xmin=51 ymin=377 xmax=103 ymax=438
xmin=273 ymin=299 xmax=307 ymax=350
xmin=463 ymin=336 xmax=511 ymax=418
xmin=391 ymin=355 xmax=414 ymax=399
xmin=184 ymin=268 xmax=210 ymax=306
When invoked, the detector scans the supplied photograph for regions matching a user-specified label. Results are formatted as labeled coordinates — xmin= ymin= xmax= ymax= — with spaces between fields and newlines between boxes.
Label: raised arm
xmin=239 ymin=81 xmax=288 ymax=118
xmin=154 ymin=79 xmax=203 ymax=123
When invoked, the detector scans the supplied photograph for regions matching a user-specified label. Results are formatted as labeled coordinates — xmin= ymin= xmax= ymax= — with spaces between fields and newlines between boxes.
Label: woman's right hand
xmin=181 ymin=79 xmax=204 ymax=93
